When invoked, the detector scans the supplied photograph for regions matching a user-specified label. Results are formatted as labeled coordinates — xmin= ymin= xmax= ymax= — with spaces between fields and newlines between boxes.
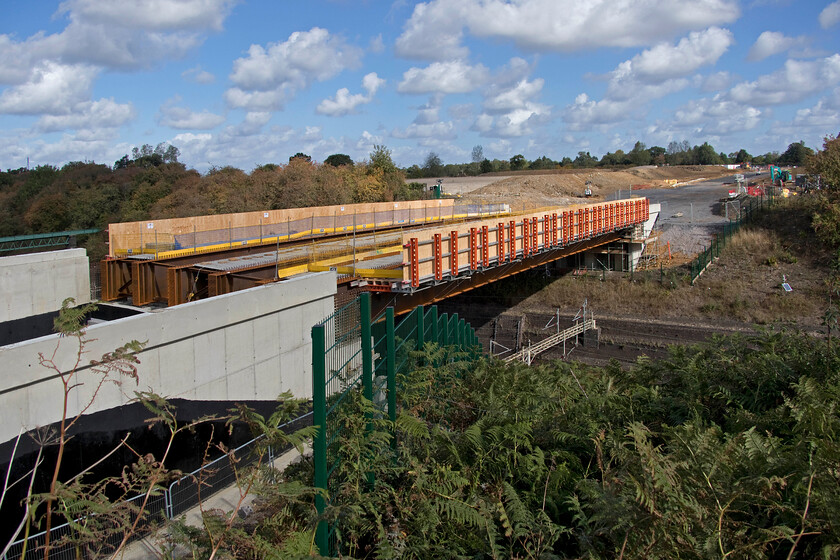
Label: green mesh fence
xmin=690 ymin=192 xmax=775 ymax=284
xmin=312 ymin=295 xmax=480 ymax=555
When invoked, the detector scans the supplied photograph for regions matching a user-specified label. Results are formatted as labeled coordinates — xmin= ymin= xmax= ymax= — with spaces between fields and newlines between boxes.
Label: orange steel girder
xmin=382 ymin=232 xmax=623 ymax=315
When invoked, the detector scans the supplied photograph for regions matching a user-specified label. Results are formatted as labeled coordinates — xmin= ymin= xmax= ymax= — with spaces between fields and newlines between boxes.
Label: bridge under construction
xmin=101 ymin=197 xmax=653 ymax=314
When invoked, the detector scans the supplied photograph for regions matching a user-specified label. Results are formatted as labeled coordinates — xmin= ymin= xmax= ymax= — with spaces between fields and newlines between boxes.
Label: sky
xmin=1 ymin=0 xmax=839 ymax=172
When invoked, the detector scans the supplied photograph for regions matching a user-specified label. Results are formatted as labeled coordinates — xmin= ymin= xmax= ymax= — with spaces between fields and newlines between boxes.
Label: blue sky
xmin=1 ymin=0 xmax=839 ymax=172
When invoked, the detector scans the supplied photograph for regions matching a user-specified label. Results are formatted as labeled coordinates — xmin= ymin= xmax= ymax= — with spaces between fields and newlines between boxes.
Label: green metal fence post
xmin=441 ymin=313 xmax=449 ymax=346
xmin=451 ymin=313 xmax=459 ymax=346
xmin=430 ymin=306 xmax=439 ymax=346
xmin=311 ymin=323 xmax=329 ymax=555
xmin=416 ymin=304 xmax=425 ymax=352
xmin=386 ymin=307 xmax=396 ymax=449
xmin=361 ymin=292 xmax=373 ymax=403
xmin=360 ymin=292 xmax=374 ymax=488
xmin=459 ymin=318 xmax=466 ymax=350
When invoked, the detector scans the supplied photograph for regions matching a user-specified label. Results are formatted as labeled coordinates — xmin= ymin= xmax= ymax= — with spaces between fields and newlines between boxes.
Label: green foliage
xmin=510 ymin=154 xmax=527 ymax=171
xmin=778 ymin=141 xmax=814 ymax=166
xmin=810 ymin=135 xmax=840 ymax=195
xmin=423 ymin=151 xmax=444 ymax=177
xmin=324 ymin=153 xmax=353 ymax=167
xmin=239 ymin=329 xmax=840 ymax=559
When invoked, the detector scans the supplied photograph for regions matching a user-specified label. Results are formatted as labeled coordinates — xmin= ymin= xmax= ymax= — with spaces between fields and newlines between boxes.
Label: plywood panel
xmin=108 ymin=199 xmax=463 ymax=256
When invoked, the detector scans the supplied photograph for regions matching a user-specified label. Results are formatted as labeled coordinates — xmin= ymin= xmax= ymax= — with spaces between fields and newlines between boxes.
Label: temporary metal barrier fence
xmin=312 ymin=293 xmax=481 ymax=555
xmin=3 ymin=412 xmax=312 ymax=560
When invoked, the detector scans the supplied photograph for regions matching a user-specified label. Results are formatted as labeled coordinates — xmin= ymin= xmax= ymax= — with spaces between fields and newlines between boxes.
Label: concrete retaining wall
xmin=0 ymin=271 xmax=336 ymax=447
xmin=0 ymin=249 xmax=90 ymax=323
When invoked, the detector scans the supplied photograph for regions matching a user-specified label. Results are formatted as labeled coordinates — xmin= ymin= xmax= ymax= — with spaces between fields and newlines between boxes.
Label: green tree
xmin=778 ymin=141 xmax=814 ymax=166
xmin=423 ymin=152 xmax=444 ymax=177
xmin=509 ymin=154 xmax=527 ymax=170
xmin=573 ymin=151 xmax=598 ymax=168
xmin=479 ymin=158 xmax=493 ymax=174
xmin=810 ymin=135 xmax=840 ymax=193
xmin=628 ymin=141 xmax=652 ymax=166
xmin=733 ymin=148 xmax=752 ymax=163
xmin=289 ymin=152 xmax=312 ymax=163
xmin=324 ymin=153 xmax=353 ymax=167
xmin=529 ymin=155 xmax=556 ymax=170
xmin=648 ymin=145 xmax=666 ymax=165
xmin=693 ymin=142 xmax=720 ymax=164
xmin=369 ymin=144 xmax=396 ymax=173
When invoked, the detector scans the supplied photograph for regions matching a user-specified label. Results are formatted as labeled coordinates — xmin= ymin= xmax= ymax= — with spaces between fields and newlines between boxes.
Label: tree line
xmin=0 ymin=136 xmax=829 ymax=260
xmin=405 ymin=140 xmax=816 ymax=178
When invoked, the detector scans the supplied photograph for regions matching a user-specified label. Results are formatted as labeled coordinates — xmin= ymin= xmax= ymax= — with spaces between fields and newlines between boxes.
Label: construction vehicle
xmin=583 ymin=180 xmax=592 ymax=197
xmin=770 ymin=166 xmax=793 ymax=185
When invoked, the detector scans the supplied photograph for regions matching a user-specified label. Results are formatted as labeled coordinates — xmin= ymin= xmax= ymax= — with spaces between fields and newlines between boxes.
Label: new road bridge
xmin=102 ymin=197 xmax=652 ymax=314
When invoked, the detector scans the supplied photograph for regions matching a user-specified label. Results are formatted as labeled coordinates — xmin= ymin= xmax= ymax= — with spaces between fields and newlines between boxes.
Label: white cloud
xmin=229 ymin=112 xmax=272 ymax=136
xmin=356 ymin=130 xmax=384 ymax=152
xmin=0 ymin=62 xmax=98 ymax=115
xmin=791 ymin=88 xmax=840 ymax=129
xmin=476 ymin=73 xmax=550 ymax=137
xmin=563 ymin=93 xmax=635 ymax=130
xmin=393 ymin=121 xmax=457 ymax=139
xmin=483 ymin=78 xmax=545 ymax=112
xmin=395 ymin=1 xmax=470 ymax=60
xmin=702 ymin=71 xmax=732 ymax=92
xmin=820 ymin=1 xmax=840 ymax=29
xmin=316 ymin=72 xmax=385 ymax=116
xmin=616 ymin=28 xmax=733 ymax=83
xmin=182 ymin=66 xmax=215 ymax=84
xmin=673 ymin=96 xmax=762 ymax=134
xmin=224 ymin=88 xmax=287 ymax=111
xmin=397 ymin=60 xmax=489 ymax=94
xmin=157 ymin=97 xmax=225 ymax=129
xmin=448 ymin=103 xmax=473 ymax=119
xmin=57 ymin=0 xmax=237 ymax=31
xmin=482 ymin=107 xmax=550 ymax=137
xmin=563 ymin=28 xmax=731 ymax=129
xmin=747 ymin=31 xmax=799 ymax=61
xmin=395 ymin=0 xmax=739 ymax=60
xmin=729 ymin=54 xmax=840 ymax=106
xmin=369 ymin=34 xmax=385 ymax=54
xmin=36 ymin=98 xmax=135 ymax=132
xmin=227 ymin=28 xmax=363 ymax=110
xmin=0 ymin=0 xmax=235 ymax=77
xmin=411 ymin=96 xmax=444 ymax=124
xmin=229 ymin=28 xmax=359 ymax=89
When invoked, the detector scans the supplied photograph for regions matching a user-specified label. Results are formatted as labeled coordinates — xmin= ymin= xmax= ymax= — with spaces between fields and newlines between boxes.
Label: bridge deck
xmin=101 ymin=198 xmax=650 ymax=307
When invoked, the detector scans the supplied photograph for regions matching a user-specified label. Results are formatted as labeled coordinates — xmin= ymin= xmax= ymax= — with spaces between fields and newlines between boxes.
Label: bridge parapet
xmin=400 ymin=198 xmax=649 ymax=290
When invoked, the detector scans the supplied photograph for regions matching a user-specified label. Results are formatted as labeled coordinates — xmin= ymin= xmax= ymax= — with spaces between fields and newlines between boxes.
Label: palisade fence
xmin=311 ymin=292 xmax=481 ymax=555
xmin=690 ymin=191 xmax=777 ymax=284
xmin=3 ymin=413 xmax=312 ymax=560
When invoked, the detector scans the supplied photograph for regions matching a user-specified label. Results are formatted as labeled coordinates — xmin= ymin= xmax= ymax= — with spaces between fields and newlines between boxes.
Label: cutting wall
xmin=0 ymin=249 xmax=90 ymax=323
xmin=0 ymin=271 xmax=336 ymax=447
